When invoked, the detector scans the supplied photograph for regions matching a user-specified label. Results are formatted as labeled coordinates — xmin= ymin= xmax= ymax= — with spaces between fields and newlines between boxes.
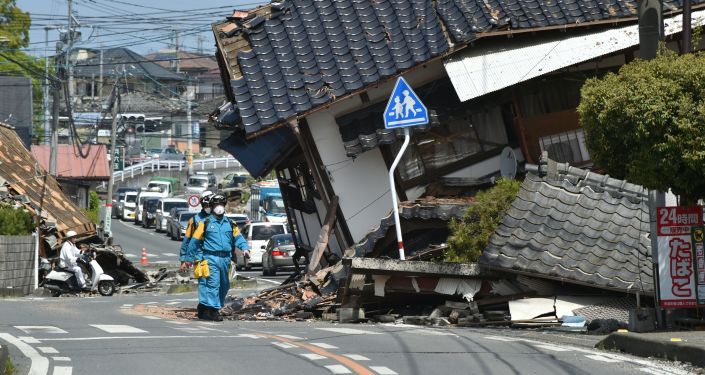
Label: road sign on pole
xmin=188 ymin=195 xmax=200 ymax=208
xmin=383 ymin=77 xmax=429 ymax=260
xmin=383 ymin=77 xmax=428 ymax=129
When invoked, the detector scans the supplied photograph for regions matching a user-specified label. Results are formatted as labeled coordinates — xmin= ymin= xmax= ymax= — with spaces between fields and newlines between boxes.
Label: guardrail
xmin=113 ymin=157 xmax=241 ymax=181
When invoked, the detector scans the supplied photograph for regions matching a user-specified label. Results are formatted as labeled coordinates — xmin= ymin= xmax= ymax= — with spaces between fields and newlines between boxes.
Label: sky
xmin=16 ymin=0 xmax=267 ymax=58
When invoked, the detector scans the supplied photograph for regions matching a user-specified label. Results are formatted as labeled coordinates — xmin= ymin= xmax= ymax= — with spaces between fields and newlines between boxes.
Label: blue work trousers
xmin=198 ymin=251 xmax=231 ymax=310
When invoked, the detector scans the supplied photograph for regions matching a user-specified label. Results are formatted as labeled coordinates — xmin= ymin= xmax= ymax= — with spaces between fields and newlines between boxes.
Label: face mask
xmin=213 ymin=205 xmax=225 ymax=215
xmin=204 ymin=207 xmax=211 ymax=214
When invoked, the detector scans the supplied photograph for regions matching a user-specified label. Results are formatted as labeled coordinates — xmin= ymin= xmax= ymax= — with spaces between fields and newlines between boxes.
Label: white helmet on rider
xmin=66 ymin=230 xmax=77 ymax=238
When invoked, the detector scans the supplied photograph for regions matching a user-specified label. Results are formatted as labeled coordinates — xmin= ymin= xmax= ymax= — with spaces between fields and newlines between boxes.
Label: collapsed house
xmin=0 ymin=122 xmax=146 ymax=292
xmin=204 ymin=1 xmax=694 ymax=325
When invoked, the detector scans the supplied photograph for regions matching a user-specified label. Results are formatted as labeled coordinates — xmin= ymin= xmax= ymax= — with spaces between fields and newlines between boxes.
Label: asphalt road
xmin=111 ymin=218 xmax=290 ymax=283
xmin=0 ymin=292 xmax=691 ymax=375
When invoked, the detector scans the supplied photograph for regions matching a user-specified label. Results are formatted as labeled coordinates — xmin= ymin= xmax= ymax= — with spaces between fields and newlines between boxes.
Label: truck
xmin=145 ymin=177 xmax=180 ymax=198
xmin=247 ymin=181 xmax=287 ymax=223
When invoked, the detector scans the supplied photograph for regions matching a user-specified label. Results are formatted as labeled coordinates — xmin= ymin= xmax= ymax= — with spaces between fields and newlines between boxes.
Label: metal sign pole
xmin=388 ymin=127 xmax=411 ymax=260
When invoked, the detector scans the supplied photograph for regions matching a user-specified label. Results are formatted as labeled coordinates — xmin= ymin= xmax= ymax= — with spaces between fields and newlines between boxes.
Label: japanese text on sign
xmin=657 ymin=206 xmax=702 ymax=308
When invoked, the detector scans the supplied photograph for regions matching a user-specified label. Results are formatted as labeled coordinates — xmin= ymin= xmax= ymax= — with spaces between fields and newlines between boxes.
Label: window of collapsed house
xmin=282 ymin=163 xmax=317 ymax=214
xmin=539 ymin=129 xmax=590 ymax=165
xmin=391 ymin=105 xmax=509 ymax=184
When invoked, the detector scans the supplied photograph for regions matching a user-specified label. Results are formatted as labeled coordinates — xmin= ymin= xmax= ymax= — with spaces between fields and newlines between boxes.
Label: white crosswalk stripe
xmin=162 ymin=252 xmax=178 ymax=256
xmin=317 ymin=328 xmax=382 ymax=335
xmin=370 ymin=367 xmax=397 ymax=375
xmin=343 ymin=354 xmax=369 ymax=361
xmin=53 ymin=366 xmax=73 ymax=375
xmin=15 ymin=326 xmax=67 ymax=334
xmin=325 ymin=365 xmax=352 ymax=374
xmin=300 ymin=353 xmax=326 ymax=360
xmin=311 ymin=342 xmax=338 ymax=349
xmin=37 ymin=346 xmax=58 ymax=354
xmin=90 ymin=325 xmax=147 ymax=334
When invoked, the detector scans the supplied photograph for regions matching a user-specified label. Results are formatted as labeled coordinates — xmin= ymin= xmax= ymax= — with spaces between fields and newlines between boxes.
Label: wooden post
xmin=308 ymin=195 xmax=339 ymax=275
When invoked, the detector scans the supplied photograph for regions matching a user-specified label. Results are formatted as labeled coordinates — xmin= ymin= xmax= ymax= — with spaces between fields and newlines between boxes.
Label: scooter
xmin=44 ymin=251 xmax=116 ymax=297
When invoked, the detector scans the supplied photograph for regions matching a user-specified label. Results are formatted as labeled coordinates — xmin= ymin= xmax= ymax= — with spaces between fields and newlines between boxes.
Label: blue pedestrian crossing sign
xmin=383 ymin=77 xmax=428 ymax=129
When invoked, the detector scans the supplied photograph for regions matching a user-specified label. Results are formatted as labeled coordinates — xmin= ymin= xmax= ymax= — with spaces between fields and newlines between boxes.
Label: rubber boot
xmin=197 ymin=303 xmax=206 ymax=319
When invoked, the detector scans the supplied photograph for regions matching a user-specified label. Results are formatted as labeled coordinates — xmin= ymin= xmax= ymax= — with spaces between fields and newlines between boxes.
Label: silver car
xmin=168 ymin=210 xmax=197 ymax=241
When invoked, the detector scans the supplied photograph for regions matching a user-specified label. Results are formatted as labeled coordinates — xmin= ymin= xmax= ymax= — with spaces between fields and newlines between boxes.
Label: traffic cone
xmin=140 ymin=248 xmax=148 ymax=265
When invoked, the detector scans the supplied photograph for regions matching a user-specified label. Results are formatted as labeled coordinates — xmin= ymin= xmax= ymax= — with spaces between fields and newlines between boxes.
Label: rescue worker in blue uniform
xmin=179 ymin=190 xmax=213 ymax=318
xmin=189 ymin=194 xmax=249 ymax=321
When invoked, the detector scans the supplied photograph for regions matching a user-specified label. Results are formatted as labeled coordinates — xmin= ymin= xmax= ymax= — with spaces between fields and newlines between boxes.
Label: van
xmin=154 ymin=197 xmax=189 ymax=232
xmin=237 ymin=222 xmax=288 ymax=268
xmin=134 ymin=188 xmax=164 ymax=225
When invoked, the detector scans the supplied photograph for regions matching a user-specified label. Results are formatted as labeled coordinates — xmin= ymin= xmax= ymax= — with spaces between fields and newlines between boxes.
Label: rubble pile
xmin=221 ymin=280 xmax=337 ymax=321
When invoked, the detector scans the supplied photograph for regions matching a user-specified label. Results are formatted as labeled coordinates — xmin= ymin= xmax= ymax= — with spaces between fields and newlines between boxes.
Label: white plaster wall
xmin=445 ymin=147 xmax=525 ymax=179
xmin=304 ymin=60 xmax=449 ymax=243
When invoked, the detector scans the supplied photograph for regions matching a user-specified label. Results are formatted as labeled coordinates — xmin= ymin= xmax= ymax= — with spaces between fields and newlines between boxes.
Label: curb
xmin=597 ymin=332 xmax=705 ymax=367
xmin=163 ymin=279 xmax=258 ymax=294
xmin=0 ymin=343 xmax=8 ymax=375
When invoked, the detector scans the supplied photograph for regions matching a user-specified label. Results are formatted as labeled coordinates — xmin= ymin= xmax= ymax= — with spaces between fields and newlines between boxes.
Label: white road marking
xmin=165 ymin=302 xmax=181 ymax=305
xmin=0 ymin=333 xmax=49 ymax=375
xmin=141 ymin=302 xmax=158 ymax=305
xmin=585 ymin=354 xmax=621 ymax=363
xmin=272 ymin=341 xmax=297 ymax=349
xmin=52 ymin=357 xmax=71 ymax=362
xmin=124 ymin=254 xmax=137 ymax=258
xmin=640 ymin=368 xmax=668 ymax=374
xmin=38 ymin=334 xmax=256 ymax=341
xmin=166 ymin=321 xmax=188 ymax=325
xmin=15 ymin=326 xmax=67 ymax=334
xmin=154 ymin=260 xmax=169 ymax=264
xmin=483 ymin=336 xmax=519 ymax=342
xmin=317 ymin=328 xmax=382 ymax=335
xmin=90 ymin=325 xmax=147 ymax=334
xmin=142 ymin=316 xmax=161 ymax=320
xmin=120 ymin=304 xmax=134 ymax=309
xmin=370 ymin=367 xmax=397 ymax=375
xmin=19 ymin=336 xmax=41 ymax=344
xmin=325 ymin=365 xmax=352 ymax=374
xmin=534 ymin=344 xmax=571 ymax=352
xmin=343 ymin=354 xmax=369 ymax=361
xmin=162 ymin=252 xmax=178 ymax=256
xmin=237 ymin=334 xmax=261 ymax=339
xmin=300 ymin=353 xmax=326 ymax=360
xmin=311 ymin=342 xmax=338 ymax=349
xmin=173 ymin=327 xmax=201 ymax=333
xmin=53 ymin=366 xmax=72 ymax=375
xmin=276 ymin=335 xmax=303 ymax=340
xmin=37 ymin=347 xmax=58 ymax=354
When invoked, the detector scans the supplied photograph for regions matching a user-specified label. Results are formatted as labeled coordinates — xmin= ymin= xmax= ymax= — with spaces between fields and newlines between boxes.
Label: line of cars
xmin=111 ymin=177 xmax=306 ymax=275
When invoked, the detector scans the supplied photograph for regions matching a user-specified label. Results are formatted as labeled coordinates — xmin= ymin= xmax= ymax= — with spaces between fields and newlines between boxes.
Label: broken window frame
xmin=539 ymin=129 xmax=591 ymax=165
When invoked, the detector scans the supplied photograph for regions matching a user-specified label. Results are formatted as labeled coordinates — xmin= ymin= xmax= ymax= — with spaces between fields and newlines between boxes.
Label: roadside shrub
xmin=83 ymin=191 xmax=101 ymax=224
xmin=0 ymin=204 xmax=34 ymax=235
xmin=444 ymin=178 xmax=521 ymax=263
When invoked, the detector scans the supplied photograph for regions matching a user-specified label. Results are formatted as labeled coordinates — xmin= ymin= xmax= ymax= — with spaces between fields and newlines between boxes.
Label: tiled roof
xmin=0 ymin=123 xmax=95 ymax=236
xmin=74 ymin=48 xmax=185 ymax=81
xmin=480 ymin=162 xmax=653 ymax=294
xmin=145 ymin=50 xmax=218 ymax=73
xmin=212 ymin=0 xmax=698 ymax=135
xmin=350 ymin=197 xmax=472 ymax=256
xmin=31 ymin=145 xmax=110 ymax=180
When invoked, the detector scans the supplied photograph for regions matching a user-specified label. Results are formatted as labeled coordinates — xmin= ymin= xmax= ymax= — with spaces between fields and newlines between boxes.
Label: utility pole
xmin=175 ymin=29 xmax=181 ymax=74
xmin=186 ymin=90 xmax=193 ymax=176
xmin=683 ymin=0 xmax=692 ymax=54
xmin=98 ymin=27 xmax=103 ymax=101
xmin=49 ymin=81 xmax=60 ymax=176
xmin=104 ymin=88 xmax=120 ymax=239
xmin=43 ymin=27 xmax=51 ymax=145
xmin=66 ymin=0 xmax=75 ymax=99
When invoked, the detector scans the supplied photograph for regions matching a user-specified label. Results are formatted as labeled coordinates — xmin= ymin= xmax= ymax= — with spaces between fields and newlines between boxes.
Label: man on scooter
xmin=59 ymin=230 xmax=88 ymax=290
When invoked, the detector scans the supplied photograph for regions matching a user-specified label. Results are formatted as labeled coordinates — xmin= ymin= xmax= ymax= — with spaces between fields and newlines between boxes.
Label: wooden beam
xmin=308 ymin=195 xmax=339 ymax=275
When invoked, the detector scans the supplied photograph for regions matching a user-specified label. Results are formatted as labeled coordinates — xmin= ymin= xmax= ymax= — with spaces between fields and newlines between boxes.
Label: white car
xmin=240 ymin=222 xmax=288 ymax=266
xmin=134 ymin=189 xmax=164 ymax=225
xmin=155 ymin=198 xmax=189 ymax=232
xmin=121 ymin=191 xmax=138 ymax=221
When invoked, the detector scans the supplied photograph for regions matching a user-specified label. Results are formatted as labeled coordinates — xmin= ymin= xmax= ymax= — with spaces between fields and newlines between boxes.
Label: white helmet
xmin=200 ymin=190 xmax=214 ymax=199
xmin=66 ymin=230 xmax=77 ymax=238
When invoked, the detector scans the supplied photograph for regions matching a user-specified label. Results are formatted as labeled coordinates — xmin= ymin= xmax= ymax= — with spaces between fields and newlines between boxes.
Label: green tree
xmin=444 ymin=178 xmax=521 ymax=263
xmin=578 ymin=50 xmax=705 ymax=203
xmin=83 ymin=191 xmax=101 ymax=224
xmin=0 ymin=205 xmax=34 ymax=235
xmin=0 ymin=0 xmax=47 ymax=141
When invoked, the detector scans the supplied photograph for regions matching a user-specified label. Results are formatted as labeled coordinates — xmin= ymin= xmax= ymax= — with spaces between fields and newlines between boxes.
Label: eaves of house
xmin=209 ymin=0 xmax=701 ymax=139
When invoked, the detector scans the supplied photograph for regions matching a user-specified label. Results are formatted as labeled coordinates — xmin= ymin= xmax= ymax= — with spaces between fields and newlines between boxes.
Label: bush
xmin=0 ymin=205 xmax=34 ymax=235
xmin=444 ymin=178 xmax=521 ymax=263
xmin=83 ymin=191 xmax=101 ymax=224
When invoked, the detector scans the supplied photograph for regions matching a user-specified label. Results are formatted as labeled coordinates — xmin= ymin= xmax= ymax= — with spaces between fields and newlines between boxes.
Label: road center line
xmin=261 ymin=334 xmax=374 ymax=375
xmin=0 ymin=333 xmax=49 ymax=375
